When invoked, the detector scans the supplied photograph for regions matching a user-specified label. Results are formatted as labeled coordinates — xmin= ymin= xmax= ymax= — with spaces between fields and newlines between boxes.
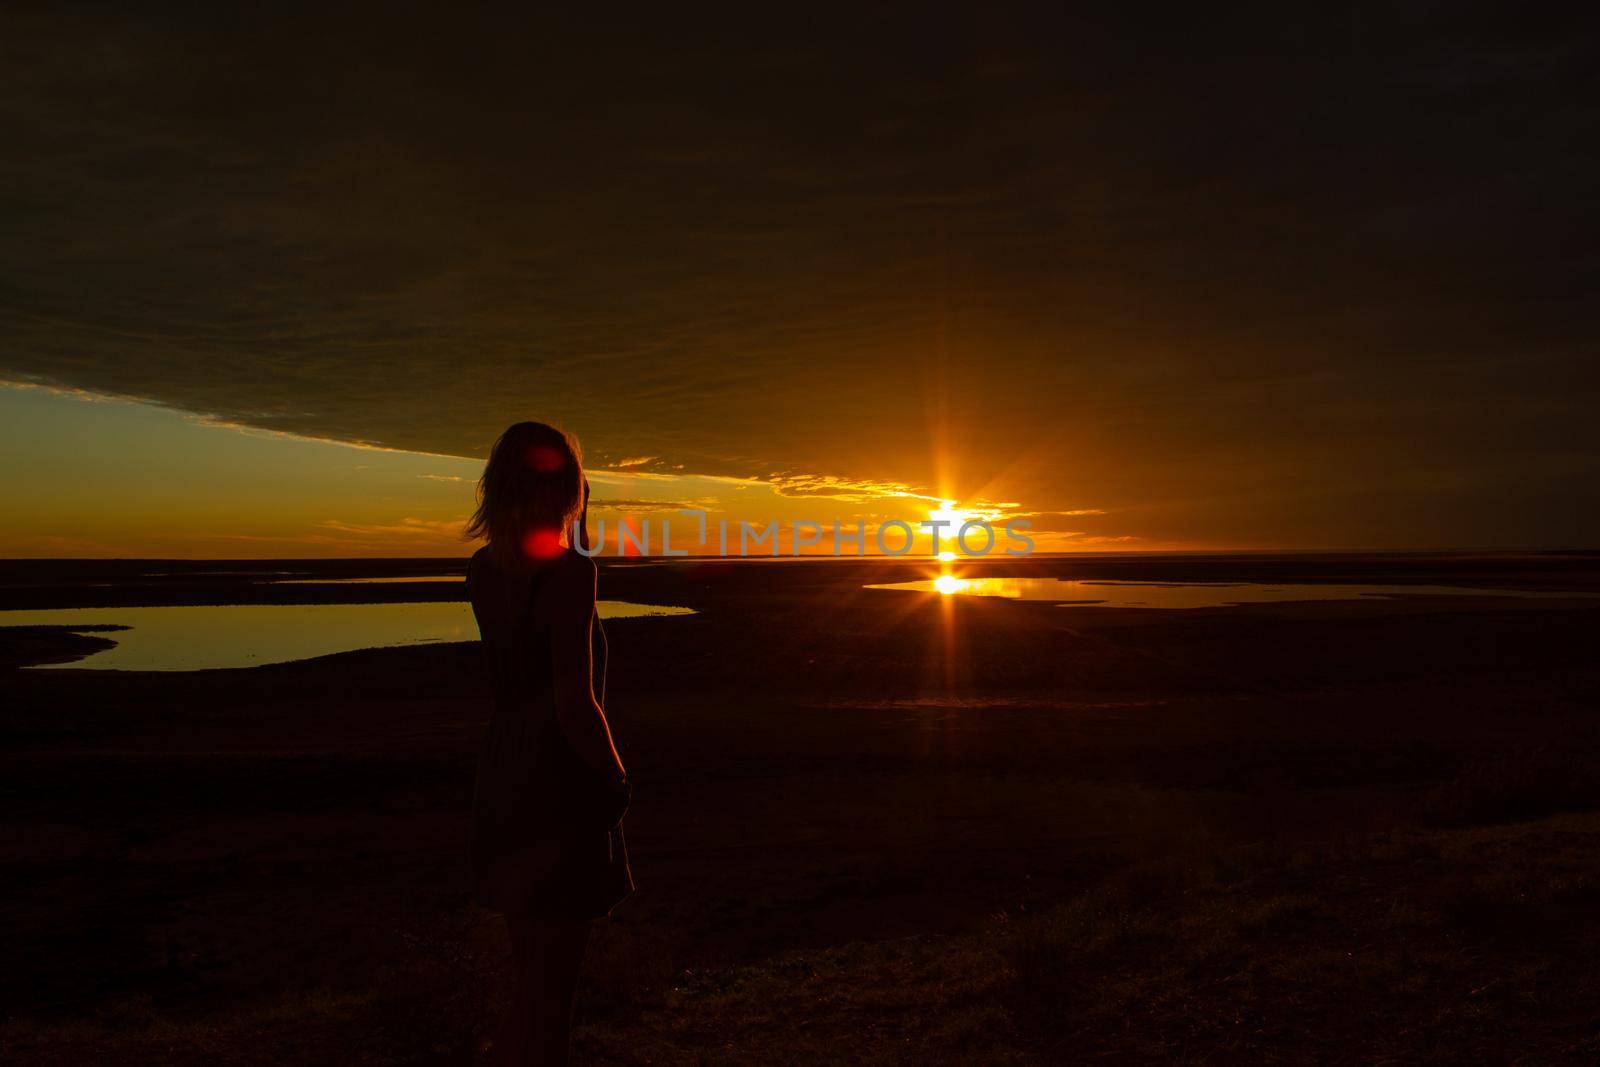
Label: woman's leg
xmin=526 ymin=918 xmax=591 ymax=1066
xmin=493 ymin=915 xmax=536 ymax=1066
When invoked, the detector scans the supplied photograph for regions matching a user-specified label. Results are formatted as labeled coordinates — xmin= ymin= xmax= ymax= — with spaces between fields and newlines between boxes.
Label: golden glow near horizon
xmin=0 ymin=384 xmax=1154 ymax=558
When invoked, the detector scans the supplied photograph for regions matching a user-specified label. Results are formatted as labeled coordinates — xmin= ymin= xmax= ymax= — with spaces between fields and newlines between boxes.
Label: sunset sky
xmin=3 ymin=7 xmax=1596 ymax=556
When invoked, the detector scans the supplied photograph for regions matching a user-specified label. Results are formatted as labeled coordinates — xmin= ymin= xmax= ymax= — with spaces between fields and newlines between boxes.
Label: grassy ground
xmin=11 ymin=803 xmax=1600 ymax=1064
xmin=4 ymin=553 xmax=1600 ymax=1062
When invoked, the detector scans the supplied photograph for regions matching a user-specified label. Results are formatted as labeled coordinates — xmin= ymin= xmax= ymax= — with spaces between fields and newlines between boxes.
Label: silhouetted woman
xmin=465 ymin=422 xmax=632 ymax=1066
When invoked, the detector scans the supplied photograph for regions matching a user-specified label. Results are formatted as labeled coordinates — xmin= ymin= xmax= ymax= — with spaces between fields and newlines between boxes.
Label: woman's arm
xmin=548 ymin=556 xmax=627 ymax=786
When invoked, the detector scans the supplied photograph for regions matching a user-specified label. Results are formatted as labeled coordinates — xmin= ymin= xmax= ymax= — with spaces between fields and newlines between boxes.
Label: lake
xmin=9 ymin=577 xmax=1591 ymax=672
xmin=3 ymin=600 xmax=694 ymax=671
xmin=865 ymin=576 xmax=1599 ymax=609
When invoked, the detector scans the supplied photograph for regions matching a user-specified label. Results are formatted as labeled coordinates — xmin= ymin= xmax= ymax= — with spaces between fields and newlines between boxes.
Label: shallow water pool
xmin=4 ymin=600 xmax=693 ymax=671
xmin=864 ymin=577 xmax=1597 ymax=610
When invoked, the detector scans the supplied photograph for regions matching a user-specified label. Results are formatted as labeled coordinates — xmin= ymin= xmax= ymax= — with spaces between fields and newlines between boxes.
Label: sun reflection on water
xmin=869 ymin=577 xmax=1600 ymax=610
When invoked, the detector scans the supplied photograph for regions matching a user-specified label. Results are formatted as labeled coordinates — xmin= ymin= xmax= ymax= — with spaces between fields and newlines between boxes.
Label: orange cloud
xmin=317 ymin=517 xmax=465 ymax=540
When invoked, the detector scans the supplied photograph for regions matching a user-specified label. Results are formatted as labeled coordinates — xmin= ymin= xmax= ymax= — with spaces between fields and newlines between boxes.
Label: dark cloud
xmin=2 ymin=4 xmax=1597 ymax=545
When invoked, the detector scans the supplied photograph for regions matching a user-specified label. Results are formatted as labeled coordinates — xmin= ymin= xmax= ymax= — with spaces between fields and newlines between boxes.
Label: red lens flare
xmin=521 ymin=526 xmax=564 ymax=560
xmin=524 ymin=444 xmax=566 ymax=472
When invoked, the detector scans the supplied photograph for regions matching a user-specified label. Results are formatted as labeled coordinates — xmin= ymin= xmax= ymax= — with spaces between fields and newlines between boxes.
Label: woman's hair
xmin=465 ymin=422 xmax=585 ymax=566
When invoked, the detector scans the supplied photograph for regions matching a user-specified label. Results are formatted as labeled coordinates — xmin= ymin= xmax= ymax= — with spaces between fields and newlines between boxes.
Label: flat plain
xmin=4 ymin=552 xmax=1600 ymax=1064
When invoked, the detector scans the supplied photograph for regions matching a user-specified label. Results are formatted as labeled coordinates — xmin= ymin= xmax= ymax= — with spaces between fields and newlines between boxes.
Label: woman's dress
xmin=468 ymin=548 xmax=633 ymax=919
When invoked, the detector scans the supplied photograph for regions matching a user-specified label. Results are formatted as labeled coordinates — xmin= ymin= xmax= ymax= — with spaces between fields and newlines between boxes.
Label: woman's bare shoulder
xmin=538 ymin=553 xmax=595 ymax=627
xmin=549 ymin=551 xmax=597 ymax=596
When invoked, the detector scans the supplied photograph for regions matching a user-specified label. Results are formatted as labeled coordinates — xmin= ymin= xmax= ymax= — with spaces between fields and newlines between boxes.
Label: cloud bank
xmin=2 ymin=7 xmax=1596 ymax=547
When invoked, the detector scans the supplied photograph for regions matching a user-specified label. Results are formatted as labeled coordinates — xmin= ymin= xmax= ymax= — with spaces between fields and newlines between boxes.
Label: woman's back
xmin=468 ymin=546 xmax=609 ymax=714
xmin=468 ymin=546 xmax=558 ymax=718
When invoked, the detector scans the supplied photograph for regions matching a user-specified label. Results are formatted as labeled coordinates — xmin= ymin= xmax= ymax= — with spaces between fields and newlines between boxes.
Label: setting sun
xmin=929 ymin=500 xmax=980 ymax=558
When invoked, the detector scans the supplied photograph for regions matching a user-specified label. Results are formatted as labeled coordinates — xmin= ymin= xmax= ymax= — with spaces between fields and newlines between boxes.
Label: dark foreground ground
xmin=4 ymin=552 xmax=1600 ymax=1064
